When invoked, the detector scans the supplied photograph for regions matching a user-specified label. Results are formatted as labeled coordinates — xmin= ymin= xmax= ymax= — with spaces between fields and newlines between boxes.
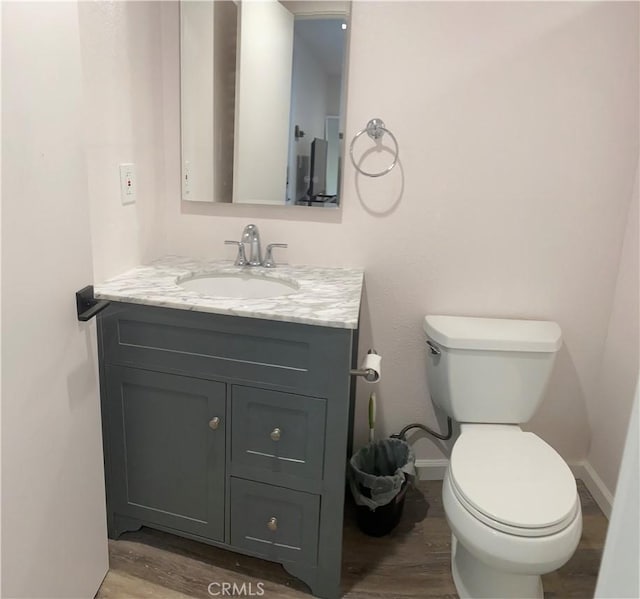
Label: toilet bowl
xmin=442 ymin=425 xmax=582 ymax=598
xmin=423 ymin=315 xmax=583 ymax=598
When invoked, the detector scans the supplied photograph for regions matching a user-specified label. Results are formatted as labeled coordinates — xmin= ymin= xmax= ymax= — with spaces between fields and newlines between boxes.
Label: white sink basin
xmin=179 ymin=274 xmax=299 ymax=299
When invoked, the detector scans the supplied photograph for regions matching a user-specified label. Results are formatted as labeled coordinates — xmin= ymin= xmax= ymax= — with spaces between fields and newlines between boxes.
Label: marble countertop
xmin=94 ymin=256 xmax=363 ymax=329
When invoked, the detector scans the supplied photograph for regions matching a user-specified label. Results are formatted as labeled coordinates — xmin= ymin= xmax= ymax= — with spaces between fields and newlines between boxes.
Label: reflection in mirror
xmin=181 ymin=1 xmax=237 ymax=203
xmin=233 ymin=0 xmax=294 ymax=206
xmin=180 ymin=1 xmax=349 ymax=208
xmin=286 ymin=16 xmax=346 ymax=207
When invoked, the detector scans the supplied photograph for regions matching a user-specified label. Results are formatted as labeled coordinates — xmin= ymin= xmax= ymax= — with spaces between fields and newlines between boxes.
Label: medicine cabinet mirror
xmin=180 ymin=0 xmax=350 ymax=208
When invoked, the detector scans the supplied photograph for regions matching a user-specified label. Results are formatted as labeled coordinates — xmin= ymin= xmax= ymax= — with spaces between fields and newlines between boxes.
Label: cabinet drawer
xmin=230 ymin=478 xmax=319 ymax=565
xmin=231 ymin=386 xmax=326 ymax=484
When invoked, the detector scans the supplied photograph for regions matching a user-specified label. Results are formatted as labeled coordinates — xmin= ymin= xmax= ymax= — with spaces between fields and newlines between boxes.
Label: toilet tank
xmin=424 ymin=315 xmax=562 ymax=424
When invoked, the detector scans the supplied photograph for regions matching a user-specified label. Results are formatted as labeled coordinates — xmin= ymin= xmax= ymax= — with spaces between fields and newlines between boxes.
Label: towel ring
xmin=349 ymin=118 xmax=399 ymax=178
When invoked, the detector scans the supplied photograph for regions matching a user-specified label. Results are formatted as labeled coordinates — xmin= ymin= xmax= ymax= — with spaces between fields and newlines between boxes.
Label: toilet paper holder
xmin=350 ymin=349 xmax=381 ymax=383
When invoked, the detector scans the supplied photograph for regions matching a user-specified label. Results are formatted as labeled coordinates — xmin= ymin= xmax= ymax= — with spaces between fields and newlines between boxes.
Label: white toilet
xmin=424 ymin=315 xmax=582 ymax=599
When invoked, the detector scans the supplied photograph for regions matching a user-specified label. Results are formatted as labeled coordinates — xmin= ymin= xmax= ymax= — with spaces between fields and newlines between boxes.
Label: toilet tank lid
xmin=423 ymin=315 xmax=562 ymax=352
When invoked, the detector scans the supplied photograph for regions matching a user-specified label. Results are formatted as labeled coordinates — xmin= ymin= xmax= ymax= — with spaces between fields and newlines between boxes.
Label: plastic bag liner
xmin=348 ymin=438 xmax=416 ymax=510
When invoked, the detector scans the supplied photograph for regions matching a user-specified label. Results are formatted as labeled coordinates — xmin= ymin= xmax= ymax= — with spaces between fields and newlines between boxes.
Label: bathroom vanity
xmin=94 ymin=257 xmax=363 ymax=599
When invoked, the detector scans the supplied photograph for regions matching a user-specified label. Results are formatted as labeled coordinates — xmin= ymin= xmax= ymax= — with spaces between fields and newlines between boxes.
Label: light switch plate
xmin=119 ymin=163 xmax=136 ymax=205
xmin=182 ymin=161 xmax=191 ymax=198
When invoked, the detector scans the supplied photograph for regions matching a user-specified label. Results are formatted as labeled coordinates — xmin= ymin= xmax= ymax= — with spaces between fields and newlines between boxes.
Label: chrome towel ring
xmin=349 ymin=118 xmax=399 ymax=178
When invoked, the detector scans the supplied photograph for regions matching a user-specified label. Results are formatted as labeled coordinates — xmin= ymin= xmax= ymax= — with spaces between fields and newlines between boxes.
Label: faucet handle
xmin=263 ymin=243 xmax=288 ymax=268
xmin=224 ymin=240 xmax=247 ymax=266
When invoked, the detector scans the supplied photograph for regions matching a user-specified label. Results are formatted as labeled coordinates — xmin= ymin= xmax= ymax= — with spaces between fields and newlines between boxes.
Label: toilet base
xmin=451 ymin=535 xmax=543 ymax=599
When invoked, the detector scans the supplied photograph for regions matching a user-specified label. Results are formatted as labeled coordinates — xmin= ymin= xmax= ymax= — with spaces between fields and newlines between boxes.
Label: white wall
xmin=595 ymin=384 xmax=639 ymax=598
xmin=158 ymin=2 xmax=639 ymax=464
xmin=78 ymin=1 xmax=166 ymax=282
xmin=2 ymin=2 xmax=109 ymax=596
xmin=0 ymin=3 xmax=4 ymax=592
xmin=587 ymin=164 xmax=639 ymax=496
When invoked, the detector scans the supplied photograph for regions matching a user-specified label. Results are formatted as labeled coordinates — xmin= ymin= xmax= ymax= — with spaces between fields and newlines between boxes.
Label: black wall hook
xmin=76 ymin=285 xmax=110 ymax=322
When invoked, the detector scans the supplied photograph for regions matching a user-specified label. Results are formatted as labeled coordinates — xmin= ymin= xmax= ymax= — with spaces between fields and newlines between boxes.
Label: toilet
xmin=424 ymin=315 xmax=582 ymax=599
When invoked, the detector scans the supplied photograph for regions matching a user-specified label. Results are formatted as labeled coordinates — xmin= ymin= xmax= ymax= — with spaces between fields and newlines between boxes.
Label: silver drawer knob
xmin=209 ymin=417 xmax=221 ymax=430
xmin=267 ymin=517 xmax=278 ymax=532
xmin=270 ymin=427 xmax=281 ymax=441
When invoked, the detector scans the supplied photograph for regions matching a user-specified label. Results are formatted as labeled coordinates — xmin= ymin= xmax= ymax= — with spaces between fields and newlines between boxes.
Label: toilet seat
xmin=449 ymin=428 xmax=579 ymax=538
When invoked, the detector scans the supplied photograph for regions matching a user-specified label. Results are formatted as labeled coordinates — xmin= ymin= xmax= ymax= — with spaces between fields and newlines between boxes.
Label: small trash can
xmin=348 ymin=438 xmax=415 ymax=537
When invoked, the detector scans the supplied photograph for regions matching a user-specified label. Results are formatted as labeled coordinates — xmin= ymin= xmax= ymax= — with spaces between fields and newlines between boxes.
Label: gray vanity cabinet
xmin=97 ymin=302 xmax=358 ymax=599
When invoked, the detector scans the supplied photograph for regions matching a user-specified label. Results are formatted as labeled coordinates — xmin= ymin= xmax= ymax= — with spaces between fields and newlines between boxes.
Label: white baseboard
xmin=415 ymin=458 xmax=449 ymax=480
xmin=569 ymin=460 xmax=613 ymax=519
xmin=415 ymin=458 xmax=613 ymax=519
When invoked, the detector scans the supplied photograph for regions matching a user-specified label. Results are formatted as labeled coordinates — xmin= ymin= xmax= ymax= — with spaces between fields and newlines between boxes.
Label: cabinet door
xmin=105 ymin=367 xmax=226 ymax=540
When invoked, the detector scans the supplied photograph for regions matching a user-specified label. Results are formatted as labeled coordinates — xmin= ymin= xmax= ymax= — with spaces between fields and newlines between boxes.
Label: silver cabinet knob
xmin=267 ymin=517 xmax=278 ymax=532
xmin=270 ymin=427 xmax=281 ymax=441
xmin=209 ymin=417 xmax=221 ymax=430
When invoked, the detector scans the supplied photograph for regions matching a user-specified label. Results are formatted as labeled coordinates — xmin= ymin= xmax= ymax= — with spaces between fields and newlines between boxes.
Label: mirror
xmin=180 ymin=0 xmax=349 ymax=208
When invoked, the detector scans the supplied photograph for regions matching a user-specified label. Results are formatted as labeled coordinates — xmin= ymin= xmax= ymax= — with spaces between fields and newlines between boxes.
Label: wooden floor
xmin=96 ymin=480 xmax=607 ymax=598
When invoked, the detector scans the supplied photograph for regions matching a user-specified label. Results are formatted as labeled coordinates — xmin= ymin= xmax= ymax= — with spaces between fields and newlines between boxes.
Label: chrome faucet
xmin=242 ymin=224 xmax=262 ymax=266
xmin=225 ymin=224 xmax=288 ymax=268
